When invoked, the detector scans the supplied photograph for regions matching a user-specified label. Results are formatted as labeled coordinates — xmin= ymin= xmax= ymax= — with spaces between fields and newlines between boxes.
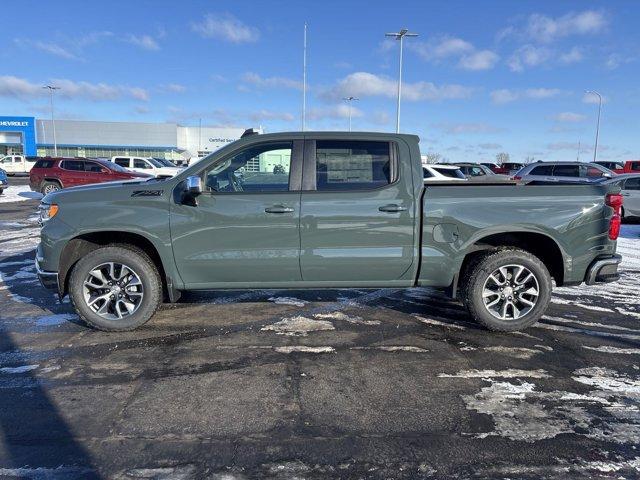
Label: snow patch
xmin=268 ymin=296 xmax=307 ymax=307
xmin=314 ymin=311 xmax=381 ymax=325
xmin=261 ymin=316 xmax=335 ymax=336
xmin=0 ymin=185 xmax=42 ymax=203
xmin=413 ymin=315 xmax=466 ymax=330
xmin=35 ymin=313 xmax=77 ymax=326
xmin=583 ymin=345 xmax=640 ymax=355
xmin=0 ymin=364 xmax=39 ymax=374
xmin=439 ymin=369 xmax=550 ymax=379
xmin=274 ymin=346 xmax=335 ymax=354
xmin=483 ymin=346 xmax=544 ymax=359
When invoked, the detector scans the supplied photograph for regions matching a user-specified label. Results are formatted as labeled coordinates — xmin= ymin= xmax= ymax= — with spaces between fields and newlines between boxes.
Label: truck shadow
xmin=0 ymin=325 xmax=99 ymax=478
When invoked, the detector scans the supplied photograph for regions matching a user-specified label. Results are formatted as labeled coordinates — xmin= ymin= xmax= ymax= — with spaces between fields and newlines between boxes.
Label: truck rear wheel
xmin=68 ymin=245 xmax=162 ymax=331
xmin=461 ymin=248 xmax=552 ymax=331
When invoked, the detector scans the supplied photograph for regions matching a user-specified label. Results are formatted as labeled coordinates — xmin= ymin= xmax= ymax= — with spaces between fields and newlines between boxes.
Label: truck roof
xmin=237 ymin=131 xmax=420 ymax=142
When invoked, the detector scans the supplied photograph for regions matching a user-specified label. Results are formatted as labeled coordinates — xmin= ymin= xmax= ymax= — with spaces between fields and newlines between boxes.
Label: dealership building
xmin=0 ymin=115 xmax=253 ymax=161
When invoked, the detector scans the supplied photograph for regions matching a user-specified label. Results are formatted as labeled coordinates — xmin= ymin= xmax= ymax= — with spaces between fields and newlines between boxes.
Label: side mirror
xmin=186 ymin=175 xmax=202 ymax=196
xmin=181 ymin=175 xmax=202 ymax=207
xmin=603 ymin=173 xmax=612 ymax=178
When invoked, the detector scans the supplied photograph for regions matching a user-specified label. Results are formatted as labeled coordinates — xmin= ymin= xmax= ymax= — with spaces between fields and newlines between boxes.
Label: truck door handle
xmin=378 ymin=204 xmax=407 ymax=213
xmin=265 ymin=205 xmax=294 ymax=214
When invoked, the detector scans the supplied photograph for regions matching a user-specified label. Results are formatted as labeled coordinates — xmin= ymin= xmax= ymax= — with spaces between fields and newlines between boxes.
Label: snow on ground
xmin=0 ymin=184 xmax=42 ymax=203
xmin=0 ymin=216 xmax=40 ymax=257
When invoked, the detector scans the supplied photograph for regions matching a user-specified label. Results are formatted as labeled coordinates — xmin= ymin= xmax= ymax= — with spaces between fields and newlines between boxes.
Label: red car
xmin=30 ymin=157 xmax=151 ymax=194
xmin=595 ymin=160 xmax=640 ymax=174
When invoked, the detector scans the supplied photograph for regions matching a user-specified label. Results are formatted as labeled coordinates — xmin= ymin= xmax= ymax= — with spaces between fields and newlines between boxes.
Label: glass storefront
xmin=36 ymin=146 xmax=177 ymax=159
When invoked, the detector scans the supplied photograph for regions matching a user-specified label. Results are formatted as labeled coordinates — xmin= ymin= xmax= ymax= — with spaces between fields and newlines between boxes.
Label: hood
xmin=154 ymin=166 xmax=182 ymax=176
xmin=42 ymin=177 xmax=168 ymax=204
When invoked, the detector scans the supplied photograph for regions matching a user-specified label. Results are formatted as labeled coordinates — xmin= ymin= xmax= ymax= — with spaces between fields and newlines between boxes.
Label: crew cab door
xmin=622 ymin=178 xmax=640 ymax=214
xmin=170 ymin=139 xmax=304 ymax=287
xmin=299 ymin=138 xmax=416 ymax=284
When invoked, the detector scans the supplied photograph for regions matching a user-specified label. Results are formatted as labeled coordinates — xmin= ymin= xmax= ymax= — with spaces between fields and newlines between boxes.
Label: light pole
xmin=342 ymin=96 xmax=359 ymax=131
xmin=302 ymin=22 xmax=307 ymax=131
xmin=43 ymin=85 xmax=60 ymax=156
xmin=385 ymin=28 xmax=418 ymax=133
xmin=585 ymin=90 xmax=602 ymax=163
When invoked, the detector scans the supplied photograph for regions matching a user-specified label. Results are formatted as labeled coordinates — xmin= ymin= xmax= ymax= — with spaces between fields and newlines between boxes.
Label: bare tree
xmin=495 ymin=152 xmax=510 ymax=164
xmin=524 ymin=156 xmax=536 ymax=164
xmin=423 ymin=152 xmax=442 ymax=164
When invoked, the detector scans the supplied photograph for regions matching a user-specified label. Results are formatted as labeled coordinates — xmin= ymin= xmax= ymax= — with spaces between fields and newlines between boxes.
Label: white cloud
xmin=458 ymin=50 xmax=500 ymax=71
xmin=241 ymin=72 xmax=302 ymax=90
xmin=547 ymin=141 xmax=582 ymax=151
xmin=412 ymin=36 xmax=498 ymax=71
xmin=508 ymin=45 xmax=552 ymax=72
xmin=32 ymin=42 xmax=80 ymax=60
xmin=559 ymin=47 xmax=584 ymax=64
xmin=126 ymin=34 xmax=160 ymax=51
xmin=435 ymin=122 xmax=504 ymax=134
xmin=324 ymin=72 xmax=474 ymax=102
xmin=14 ymin=32 xmax=114 ymax=62
xmin=161 ymin=83 xmax=186 ymax=93
xmin=490 ymin=88 xmax=561 ymax=104
xmin=0 ymin=75 xmax=149 ymax=102
xmin=191 ymin=13 xmax=259 ymax=43
xmin=308 ymin=104 xmax=364 ymax=120
xmin=525 ymin=10 xmax=608 ymax=43
xmin=249 ymin=110 xmax=295 ymax=122
xmin=604 ymin=53 xmax=634 ymax=70
xmin=552 ymin=112 xmax=587 ymax=122
xmin=478 ymin=143 xmax=503 ymax=150
xmin=412 ymin=37 xmax=474 ymax=61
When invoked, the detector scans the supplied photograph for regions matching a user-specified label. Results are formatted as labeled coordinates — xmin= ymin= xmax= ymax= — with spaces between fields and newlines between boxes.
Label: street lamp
xmin=385 ymin=28 xmax=418 ymax=133
xmin=585 ymin=90 xmax=602 ymax=163
xmin=342 ymin=96 xmax=359 ymax=131
xmin=43 ymin=85 xmax=60 ymax=156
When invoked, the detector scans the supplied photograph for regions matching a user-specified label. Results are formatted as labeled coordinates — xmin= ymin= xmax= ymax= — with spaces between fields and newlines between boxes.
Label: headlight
xmin=38 ymin=203 xmax=59 ymax=224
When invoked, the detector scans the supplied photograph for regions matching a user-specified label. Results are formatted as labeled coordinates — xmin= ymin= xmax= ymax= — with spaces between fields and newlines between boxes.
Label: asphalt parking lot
xmin=1 ymin=177 xmax=640 ymax=479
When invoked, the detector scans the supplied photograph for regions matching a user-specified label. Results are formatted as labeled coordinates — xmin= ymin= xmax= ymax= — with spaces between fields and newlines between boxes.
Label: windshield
xmin=153 ymin=157 xmax=177 ymax=167
xmin=145 ymin=157 xmax=167 ymax=168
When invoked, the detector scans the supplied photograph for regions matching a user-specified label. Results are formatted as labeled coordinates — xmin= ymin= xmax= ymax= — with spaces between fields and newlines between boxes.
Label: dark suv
xmin=30 ymin=157 xmax=151 ymax=194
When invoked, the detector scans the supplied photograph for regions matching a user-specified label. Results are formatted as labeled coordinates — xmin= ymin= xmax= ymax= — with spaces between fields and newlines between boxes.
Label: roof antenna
xmin=241 ymin=128 xmax=259 ymax=138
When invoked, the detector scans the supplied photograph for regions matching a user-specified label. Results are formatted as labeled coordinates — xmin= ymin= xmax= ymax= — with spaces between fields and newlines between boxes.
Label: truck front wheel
xmin=68 ymin=245 xmax=162 ymax=331
xmin=461 ymin=248 xmax=552 ymax=331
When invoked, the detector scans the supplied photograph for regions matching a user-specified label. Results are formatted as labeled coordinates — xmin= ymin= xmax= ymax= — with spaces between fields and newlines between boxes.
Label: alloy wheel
xmin=482 ymin=264 xmax=540 ymax=320
xmin=82 ymin=262 xmax=144 ymax=320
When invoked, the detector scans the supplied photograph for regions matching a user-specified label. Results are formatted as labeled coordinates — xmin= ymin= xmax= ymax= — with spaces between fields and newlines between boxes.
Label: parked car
xmin=602 ymin=174 xmax=640 ymax=221
xmin=453 ymin=163 xmax=511 ymax=182
xmin=494 ymin=162 xmax=525 ymax=175
xmin=621 ymin=160 xmax=640 ymax=173
xmin=481 ymin=162 xmax=500 ymax=173
xmin=513 ymin=162 xmax=614 ymax=183
xmin=30 ymin=157 xmax=151 ymax=194
xmin=423 ymin=164 xmax=466 ymax=182
xmin=35 ymin=131 xmax=622 ymax=333
xmin=594 ymin=161 xmax=625 ymax=174
xmin=110 ymin=156 xmax=182 ymax=178
xmin=0 ymin=167 xmax=7 ymax=194
xmin=0 ymin=154 xmax=37 ymax=175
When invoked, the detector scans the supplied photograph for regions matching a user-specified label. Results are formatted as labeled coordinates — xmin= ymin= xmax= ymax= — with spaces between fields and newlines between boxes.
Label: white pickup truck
xmin=0 ymin=154 xmax=37 ymax=175
xmin=109 ymin=156 xmax=182 ymax=178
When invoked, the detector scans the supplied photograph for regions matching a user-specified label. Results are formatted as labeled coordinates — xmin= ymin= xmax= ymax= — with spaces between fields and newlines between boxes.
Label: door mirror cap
xmin=186 ymin=175 xmax=202 ymax=196
xmin=603 ymin=172 xmax=612 ymax=178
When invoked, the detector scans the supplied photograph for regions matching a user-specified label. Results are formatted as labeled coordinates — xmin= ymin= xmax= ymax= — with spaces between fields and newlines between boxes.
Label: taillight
xmin=609 ymin=214 xmax=621 ymax=240
xmin=606 ymin=193 xmax=623 ymax=213
xmin=606 ymin=193 xmax=623 ymax=240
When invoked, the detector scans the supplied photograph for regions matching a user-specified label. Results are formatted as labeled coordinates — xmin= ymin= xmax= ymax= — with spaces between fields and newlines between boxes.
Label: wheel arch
xmin=458 ymin=231 xmax=565 ymax=290
xmin=59 ymin=231 xmax=178 ymax=302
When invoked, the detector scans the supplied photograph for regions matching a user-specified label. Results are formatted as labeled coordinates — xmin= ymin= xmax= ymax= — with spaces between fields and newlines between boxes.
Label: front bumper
xmin=35 ymin=257 xmax=59 ymax=291
xmin=585 ymin=254 xmax=622 ymax=285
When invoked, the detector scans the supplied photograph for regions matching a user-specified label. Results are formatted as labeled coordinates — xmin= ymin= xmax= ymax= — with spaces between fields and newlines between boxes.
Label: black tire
xmin=461 ymin=248 xmax=552 ymax=332
xmin=68 ymin=245 xmax=162 ymax=331
xmin=41 ymin=181 xmax=62 ymax=194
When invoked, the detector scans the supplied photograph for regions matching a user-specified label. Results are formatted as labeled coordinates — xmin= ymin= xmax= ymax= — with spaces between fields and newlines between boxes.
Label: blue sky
xmin=1 ymin=0 xmax=639 ymax=162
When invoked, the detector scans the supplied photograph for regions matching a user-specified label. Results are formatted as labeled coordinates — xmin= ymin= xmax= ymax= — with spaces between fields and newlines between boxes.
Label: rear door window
xmin=114 ymin=157 xmax=130 ymax=168
xmin=585 ymin=166 xmax=606 ymax=178
xmin=553 ymin=165 xmax=580 ymax=177
xmin=433 ymin=167 xmax=465 ymax=179
xmin=631 ymin=162 xmax=640 ymax=171
xmin=61 ymin=160 xmax=85 ymax=171
xmin=530 ymin=165 xmax=554 ymax=175
xmin=314 ymin=140 xmax=393 ymax=191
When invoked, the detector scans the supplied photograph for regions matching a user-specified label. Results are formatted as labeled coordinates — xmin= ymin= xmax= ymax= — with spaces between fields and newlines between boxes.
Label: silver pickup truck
xmin=35 ymin=131 xmax=623 ymax=332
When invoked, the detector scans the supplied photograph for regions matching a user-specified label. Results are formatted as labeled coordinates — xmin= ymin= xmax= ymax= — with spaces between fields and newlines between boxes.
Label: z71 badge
xmin=131 ymin=190 xmax=164 ymax=197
